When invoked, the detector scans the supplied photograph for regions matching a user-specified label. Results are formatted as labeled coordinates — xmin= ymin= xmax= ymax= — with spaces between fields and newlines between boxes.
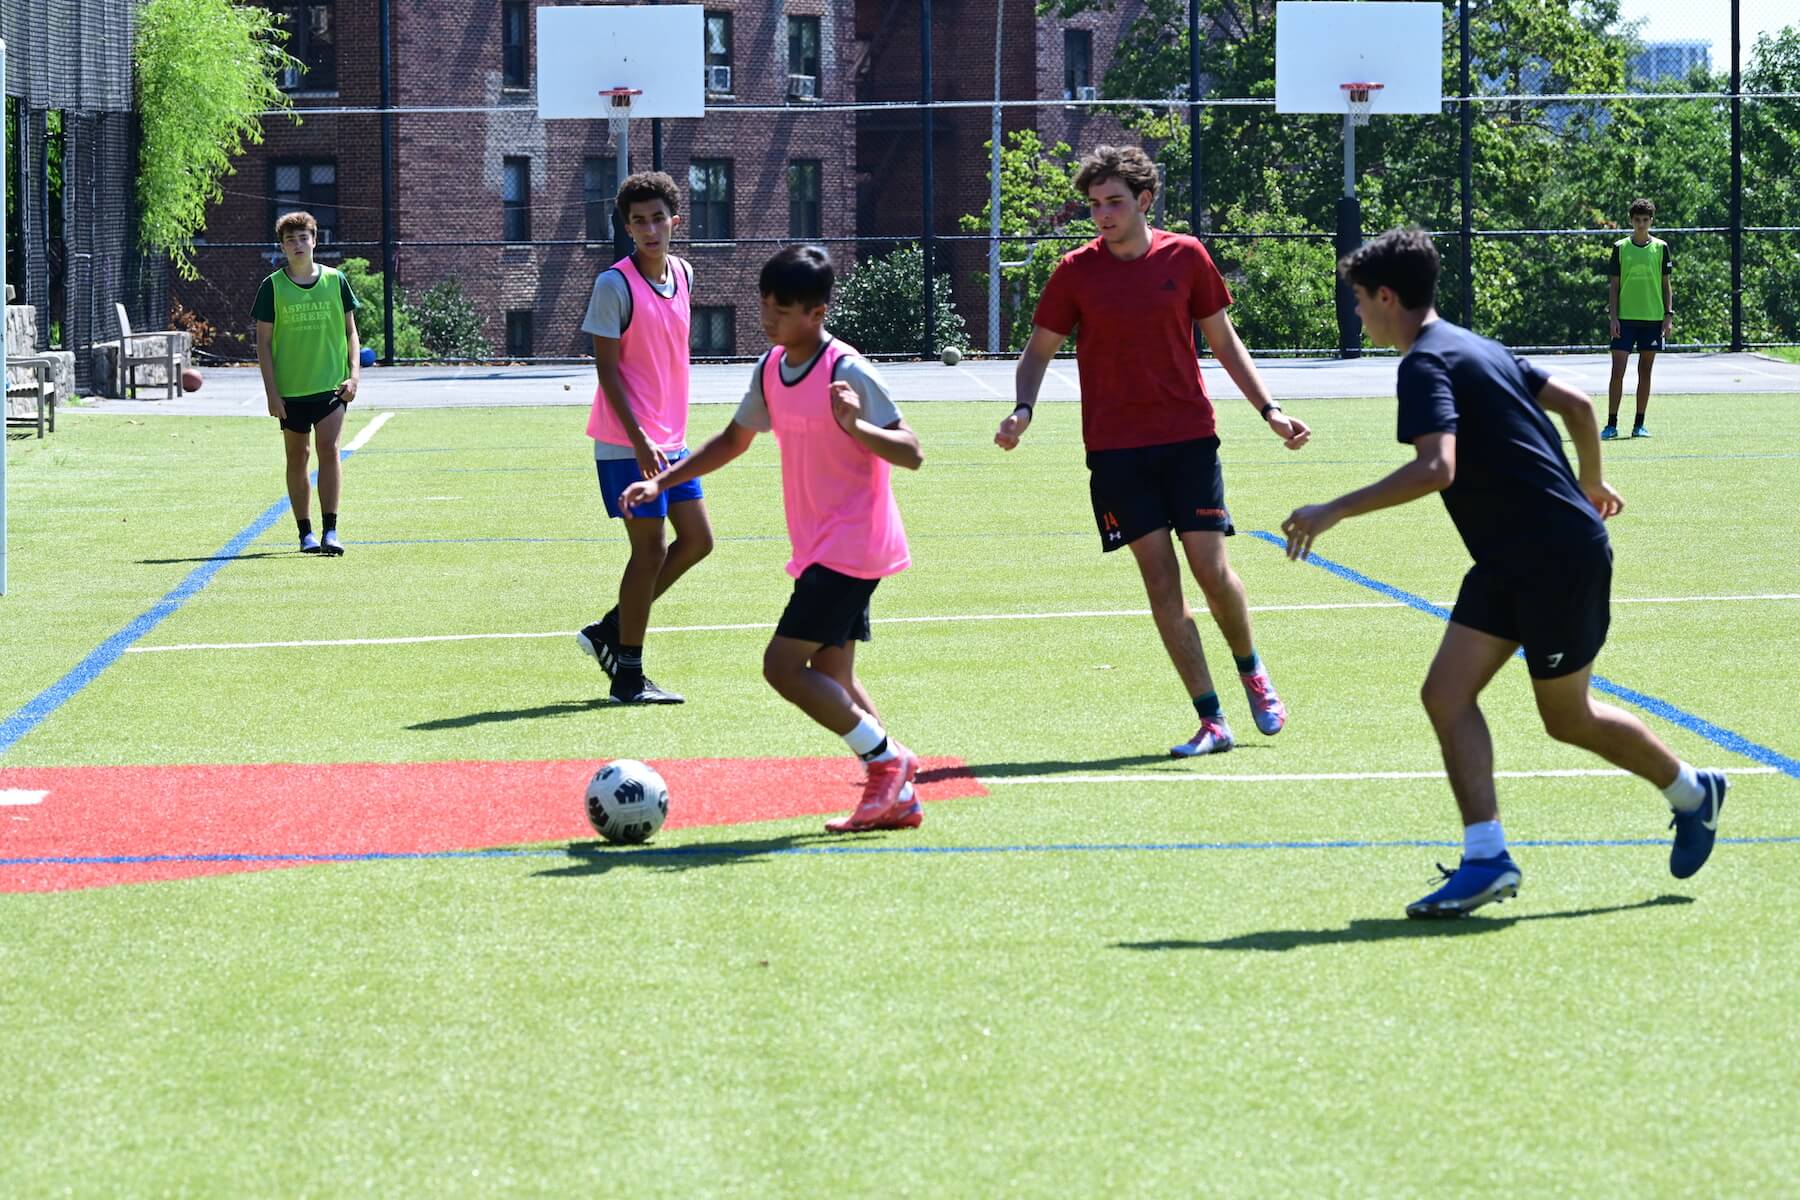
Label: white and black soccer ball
xmin=584 ymin=759 xmax=670 ymax=845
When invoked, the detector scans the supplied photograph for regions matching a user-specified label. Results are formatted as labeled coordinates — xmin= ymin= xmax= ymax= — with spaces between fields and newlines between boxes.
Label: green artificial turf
xmin=2 ymin=394 xmax=1796 ymax=1195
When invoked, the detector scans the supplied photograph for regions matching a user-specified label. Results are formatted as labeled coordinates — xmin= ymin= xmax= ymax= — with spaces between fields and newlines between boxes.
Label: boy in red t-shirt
xmin=996 ymin=145 xmax=1312 ymax=757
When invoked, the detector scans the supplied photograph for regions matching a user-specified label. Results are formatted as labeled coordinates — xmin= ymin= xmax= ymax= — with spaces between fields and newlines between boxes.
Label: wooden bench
xmin=4 ymin=354 xmax=56 ymax=437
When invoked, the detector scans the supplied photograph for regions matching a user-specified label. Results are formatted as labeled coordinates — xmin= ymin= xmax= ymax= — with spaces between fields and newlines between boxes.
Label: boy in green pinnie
xmin=1604 ymin=197 xmax=1673 ymax=440
xmin=253 ymin=210 xmax=363 ymax=555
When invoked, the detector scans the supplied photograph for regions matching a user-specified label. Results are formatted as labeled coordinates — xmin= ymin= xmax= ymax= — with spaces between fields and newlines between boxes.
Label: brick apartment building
xmin=191 ymin=0 xmax=1144 ymax=360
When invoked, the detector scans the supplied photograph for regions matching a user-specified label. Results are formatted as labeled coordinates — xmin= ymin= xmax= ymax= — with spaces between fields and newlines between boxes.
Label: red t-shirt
xmin=1032 ymin=228 xmax=1233 ymax=452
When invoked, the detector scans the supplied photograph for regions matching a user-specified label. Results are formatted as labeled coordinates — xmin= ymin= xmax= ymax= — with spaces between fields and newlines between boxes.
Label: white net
xmin=602 ymin=89 xmax=640 ymax=148
xmin=1341 ymin=82 xmax=1383 ymax=127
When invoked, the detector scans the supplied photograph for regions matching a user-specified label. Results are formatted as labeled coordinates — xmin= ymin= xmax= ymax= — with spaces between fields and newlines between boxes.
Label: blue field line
xmin=1248 ymin=530 xmax=1800 ymax=778
xmin=0 ymin=451 xmax=359 ymax=758
xmin=6 ymin=833 xmax=1800 ymax=870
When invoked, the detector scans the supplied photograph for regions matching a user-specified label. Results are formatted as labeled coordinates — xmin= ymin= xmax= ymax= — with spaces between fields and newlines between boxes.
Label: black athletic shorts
xmin=1610 ymin=319 xmax=1664 ymax=353
xmin=775 ymin=563 xmax=880 ymax=647
xmin=1085 ymin=436 xmax=1233 ymax=553
xmin=1451 ymin=539 xmax=1613 ymax=679
xmin=278 ymin=391 xmax=346 ymax=434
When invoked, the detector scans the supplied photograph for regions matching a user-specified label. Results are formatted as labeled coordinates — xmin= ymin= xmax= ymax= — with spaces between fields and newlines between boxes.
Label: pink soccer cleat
xmin=826 ymin=746 xmax=922 ymax=832
xmin=1171 ymin=717 xmax=1235 ymax=758
xmin=1239 ymin=668 xmax=1287 ymax=736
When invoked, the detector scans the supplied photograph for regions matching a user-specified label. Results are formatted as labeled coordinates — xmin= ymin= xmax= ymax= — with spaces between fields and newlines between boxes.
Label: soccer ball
xmin=584 ymin=759 xmax=670 ymax=845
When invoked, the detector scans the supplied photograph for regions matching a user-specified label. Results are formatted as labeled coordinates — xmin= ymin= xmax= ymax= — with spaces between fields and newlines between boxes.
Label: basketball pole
xmin=1334 ymin=108 xmax=1363 ymax=359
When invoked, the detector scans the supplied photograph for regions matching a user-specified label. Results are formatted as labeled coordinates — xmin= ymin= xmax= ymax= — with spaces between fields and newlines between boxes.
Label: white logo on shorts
xmin=1545 ymin=652 xmax=1564 ymax=669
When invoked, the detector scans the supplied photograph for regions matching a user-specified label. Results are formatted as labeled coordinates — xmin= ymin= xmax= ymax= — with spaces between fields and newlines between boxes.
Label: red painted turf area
xmin=0 ymin=757 xmax=983 ymax=893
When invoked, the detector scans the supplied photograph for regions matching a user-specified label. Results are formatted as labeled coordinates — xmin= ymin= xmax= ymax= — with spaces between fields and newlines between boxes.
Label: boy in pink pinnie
xmin=621 ymin=245 xmax=926 ymax=833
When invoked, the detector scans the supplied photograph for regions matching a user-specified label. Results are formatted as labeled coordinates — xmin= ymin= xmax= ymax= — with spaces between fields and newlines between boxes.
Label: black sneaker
xmin=575 ymin=610 xmax=621 ymax=679
xmin=610 ymin=674 xmax=684 ymax=705
xmin=300 ymin=532 xmax=322 ymax=554
xmin=320 ymin=530 xmax=345 ymax=557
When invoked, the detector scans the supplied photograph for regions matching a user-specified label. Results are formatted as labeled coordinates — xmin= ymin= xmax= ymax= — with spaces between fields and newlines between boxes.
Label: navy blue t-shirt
xmin=1396 ymin=320 xmax=1606 ymax=565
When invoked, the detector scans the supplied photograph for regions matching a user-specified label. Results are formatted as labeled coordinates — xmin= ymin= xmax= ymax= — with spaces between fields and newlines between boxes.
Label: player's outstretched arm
xmin=1281 ymin=433 xmax=1455 ymax=560
xmin=619 ymin=419 xmax=755 ymax=511
xmin=998 ymin=326 xmax=1065 ymax=449
xmin=1532 ymin=376 xmax=1623 ymax=519
xmin=1196 ymin=309 xmax=1310 ymax=450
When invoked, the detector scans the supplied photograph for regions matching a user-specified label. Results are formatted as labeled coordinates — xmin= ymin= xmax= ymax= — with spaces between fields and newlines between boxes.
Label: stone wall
xmin=5 ymin=303 xmax=78 ymax=399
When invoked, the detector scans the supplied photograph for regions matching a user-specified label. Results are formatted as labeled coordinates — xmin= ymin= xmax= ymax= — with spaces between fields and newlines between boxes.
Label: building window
xmin=688 ymin=159 xmax=733 ymax=241
xmin=691 ymin=307 xmax=735 ymax=356
xmin=1063 ymin=29 xmax=1092 ymax=100
xmin=584 ymin=157 xmax=619 ymax=244
xmin=506 ymin=310 xmax=533 ymax=358
xmin=788 ymin=15 xmax=820 ymax=90
xmin=788 ymin=160 xmax=821 ymax=239
xmin=275 ymin=3 xmax=337 ymax=92
xmin=503 ymin=156 xmax=531 ymax=242
xmin=705 ymin=10 xmax=733 ymax=93
xmin=502 ymin=1 xmax=530 ymax=89
xmin=270 ymin=159 xmax=338 ymax=244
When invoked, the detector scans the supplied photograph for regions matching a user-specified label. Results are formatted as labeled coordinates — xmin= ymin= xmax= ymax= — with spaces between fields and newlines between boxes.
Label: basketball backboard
xmin=1274 ymin=2 xmax=1443 ymax=115
xmin=536 ymin=5 xmax=705 ymax=120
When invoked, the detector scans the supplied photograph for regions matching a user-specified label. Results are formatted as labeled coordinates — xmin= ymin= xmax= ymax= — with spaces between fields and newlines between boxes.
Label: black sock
xmin=1193 ymin=692 xmax=1223 ymax=720
xmin=618 ymin=645 xmax=644 ymax=672
xmin=1233 ymin=650 xmax=1260 ymax=675
xmin=297 ymin=518 xmax=313 ymax=537
xmin=323 ymin=512 xmax=338 ymax=533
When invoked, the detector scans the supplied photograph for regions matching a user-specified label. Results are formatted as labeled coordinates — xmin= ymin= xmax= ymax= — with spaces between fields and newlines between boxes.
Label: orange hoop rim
xmin=1339 ymin=81 xmax=1385 ymax=102
xmin=598 ymin=87 xmax=644 ymax=108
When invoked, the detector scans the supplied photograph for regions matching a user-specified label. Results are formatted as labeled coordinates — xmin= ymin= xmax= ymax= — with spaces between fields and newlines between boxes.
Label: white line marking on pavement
xmin=982 ymin=767 xmax=1780 ymax=785
xmin=952 ymin=367 xmax=1006 ymax=398
xmin=344 ymin=411 xmax=395 ymax=452
xmin=0 ymin=790 xmax=48 ymax=806
xmin=120 ymin=593 xmax=1800 ymax=655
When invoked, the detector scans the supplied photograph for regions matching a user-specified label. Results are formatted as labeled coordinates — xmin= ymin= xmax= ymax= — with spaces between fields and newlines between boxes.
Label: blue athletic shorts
xmin=596 ymin=448 xmax=703 ymax=519
xmin=1610 ymin=319 xmax=1664 ymax=353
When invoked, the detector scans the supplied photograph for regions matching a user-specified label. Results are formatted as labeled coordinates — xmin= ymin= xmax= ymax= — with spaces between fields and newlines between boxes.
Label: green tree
xmin=136 ymin=0 xmax=298 ymax=278
xmin=1743 ymin=26 xmax=1800 ymax=342
xmin=410 ymin=279 xmax=493 ymax=359
xmin=958 ymin=130 xmax=1094 ymax=350
xmin=829 ymin=244 xmax=971 ymax=355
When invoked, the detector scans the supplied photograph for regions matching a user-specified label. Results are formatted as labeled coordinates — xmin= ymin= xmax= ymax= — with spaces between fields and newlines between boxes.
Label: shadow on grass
xmin=532 ymin=831 xmax=846 ymax=877
xmin=1117 ymin=894 xmax=1695 ymax=952
xmin=137 ymin=551 xmax=294 ymax=564
xmin=917 ymin=753 xmax=1196 ymax=785
xmin=408 ymin=698 xmax=611 ymax=731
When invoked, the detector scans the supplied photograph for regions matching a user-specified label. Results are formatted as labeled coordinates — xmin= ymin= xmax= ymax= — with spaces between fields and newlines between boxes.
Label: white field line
xmin=984 ymin=767 xmax=1781 ymax=786
xmin=344 ymin=411 xmax=395 ymax=452
xmin=952 ymin=367 xmax=1007 ymax=398
xmin=122 ymin=593 xmax=1800 ymax=655
xmin=0 ymin=790 xmax=49 ymax=806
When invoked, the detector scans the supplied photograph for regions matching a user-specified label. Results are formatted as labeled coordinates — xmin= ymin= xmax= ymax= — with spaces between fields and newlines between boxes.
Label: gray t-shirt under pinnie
xmin=733 ymin=337 xmax=902 ymax=432
xmin=584 ymin=257 xmax=693 ymax=460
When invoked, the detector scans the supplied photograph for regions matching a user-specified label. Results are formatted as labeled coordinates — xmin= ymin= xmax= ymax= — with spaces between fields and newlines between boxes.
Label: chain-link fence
xmin=13 ymin=1 xmax=1798 ymax=368
xmin=3 ymin=0 xmax=167 ymax=390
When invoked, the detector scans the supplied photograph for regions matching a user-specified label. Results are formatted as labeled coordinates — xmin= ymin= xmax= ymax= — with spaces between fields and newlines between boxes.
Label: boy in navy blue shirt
xmin=1281 ymin=227 xmax=1726 ymax=919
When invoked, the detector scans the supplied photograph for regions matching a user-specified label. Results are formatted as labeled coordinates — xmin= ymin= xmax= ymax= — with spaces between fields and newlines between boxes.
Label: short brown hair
xmin=616 ymin=170 xmax=680 ymax=220
xmin=1338 ymin=226 xmax=1441 ymax=311
xmin=275 ymin=210 xmax=318 ymax=241
xmin=1629 ymin=197 xmax=1656 ymax=219
xmin=1073 ymin=145 xmax=1158 ymax=200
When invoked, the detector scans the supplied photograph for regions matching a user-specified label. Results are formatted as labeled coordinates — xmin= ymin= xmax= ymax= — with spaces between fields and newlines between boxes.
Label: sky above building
xmin=1616 ymin=0 xmax=1794 ymax=66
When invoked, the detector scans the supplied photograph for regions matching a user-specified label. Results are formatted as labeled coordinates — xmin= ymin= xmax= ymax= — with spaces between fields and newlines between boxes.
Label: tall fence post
xmin=1459 ymin=0 xmax=1473 ymax=330
xmin=1729 ymin=0 xmax=1743 ymax=351
xmin=920 ymin=0 xmax=935 ymax=359
xmin=378 ymin=0 xmax=397 ymax=365
xmin=1 ymin=39 xmax=8 ymax=595
xmin=1188 ymin=0 xmax=1201 ymax=234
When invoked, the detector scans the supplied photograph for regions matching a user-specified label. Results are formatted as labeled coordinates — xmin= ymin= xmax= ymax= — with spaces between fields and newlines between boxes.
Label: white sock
xmin=842 ymin=715 xmax=894 ymax=762
xmin=1662 ymin=762 xmax=1704 ymax=812
xmin=1464 ymin=819 xmax=1506 ymax=860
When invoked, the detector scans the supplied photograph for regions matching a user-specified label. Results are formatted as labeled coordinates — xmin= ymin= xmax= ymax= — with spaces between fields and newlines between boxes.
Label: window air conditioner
xmin=707 ymin=65 xmax=732 ymax=93
xmin=788 ymin=74 xmax=817 ymax=100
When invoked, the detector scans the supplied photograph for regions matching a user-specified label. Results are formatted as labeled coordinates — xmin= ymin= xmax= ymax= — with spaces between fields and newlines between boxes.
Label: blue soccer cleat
xmin=1632 ymin=424 xmax=1651 ymax=438
xmin=1669 ymin=770 xmax=1727 ymax=879
xmin=1601 ymin=424 xmax=1619 ymax=440
xmin=1405 ymin=852 xmax=1522 ymax=919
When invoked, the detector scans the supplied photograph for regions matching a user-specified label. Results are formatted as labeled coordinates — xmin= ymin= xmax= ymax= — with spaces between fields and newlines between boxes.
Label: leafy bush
xmin=828 ymin=244 xmax=970 ymax=356
xmin=337 ymin=258 xmax=426 ymax=359
xmin=410 ymin=279 xmax=492 ymax=359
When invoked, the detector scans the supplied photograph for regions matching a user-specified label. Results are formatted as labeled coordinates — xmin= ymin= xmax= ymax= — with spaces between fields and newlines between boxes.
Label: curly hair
xmin=615 ymin=170 xmax=681 ymax=220
xmin=1072 ymin=145 xmax=1158 ymax=200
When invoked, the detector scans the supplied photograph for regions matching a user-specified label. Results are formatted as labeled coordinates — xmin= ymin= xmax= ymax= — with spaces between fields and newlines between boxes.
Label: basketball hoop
xmin=1340 ymin=81 xmax=1384 ymax=127
xmin=598 ymin=87 xmax=642 ymax=146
